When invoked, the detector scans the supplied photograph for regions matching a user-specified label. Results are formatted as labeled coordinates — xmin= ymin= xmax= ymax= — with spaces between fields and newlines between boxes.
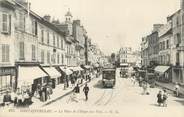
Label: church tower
xmin=65 ymin=8 xmax=73 ymax=24
xmin=65 ymin=8 xmax=73 ymax=35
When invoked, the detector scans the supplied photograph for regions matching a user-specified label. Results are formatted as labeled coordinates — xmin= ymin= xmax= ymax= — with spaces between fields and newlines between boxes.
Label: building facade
xmin=168 ymin=9 xmax=184 ymax=83
xmin=118 ymin=47 xmax=132 ymax=66
xmin=141 ymin=37 xmax=149 ymax=67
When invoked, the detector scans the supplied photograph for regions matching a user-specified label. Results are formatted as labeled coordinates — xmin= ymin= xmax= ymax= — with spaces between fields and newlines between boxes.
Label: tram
xmin=102 ymin=68 xmax=116 ymax=88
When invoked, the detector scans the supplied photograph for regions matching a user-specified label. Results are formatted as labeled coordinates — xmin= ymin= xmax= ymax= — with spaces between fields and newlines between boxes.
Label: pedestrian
xmin=174 ymin=82 xmax=180 ymax=97
xmin=3 ymin=91 xmax=12 ymax=107
xmin=73 ymin=84 xmax=80 ymax=93
xmin=73 ymin=84 xmax=80 ymax=101
xmin=162 ymin=89 xmax=168 ymax=107
xmin=157 ymin=90 xmax=162 ymax=106
xmin=66 ymin=76 xmax=69 ymax=88
xmin=71 ymin=76 xmax=75 ymax=87
xmin=83 ymin=84 xmax=89 ymax=101
xmin=46 ymin=86 xmax=51 ymax=100
xmin=142 ymin=82 xmax=148 ymax=95
xmin=131 ymin=75 xmax=136 ymax=85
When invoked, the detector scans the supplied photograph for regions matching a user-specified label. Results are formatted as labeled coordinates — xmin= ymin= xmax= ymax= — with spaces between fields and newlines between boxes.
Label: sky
xmin=28 ymin=0 xmax=180 ymax=55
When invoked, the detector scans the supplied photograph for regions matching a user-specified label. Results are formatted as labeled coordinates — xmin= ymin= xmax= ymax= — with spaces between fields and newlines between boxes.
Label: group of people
xmin=34 ymin=84 xmax=53 ymax=102
xmin=70 ymin=83 xmax=90 ymax=102
xmin=157 ymin=90 xmax=168 ymax=107
xmin=2 ymin=88 xmax=32 ymax=108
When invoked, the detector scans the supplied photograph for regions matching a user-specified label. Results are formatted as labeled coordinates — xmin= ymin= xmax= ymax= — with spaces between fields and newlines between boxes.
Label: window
xmin=176 ymin=16 xmax=179 ymax=26
xmin=0 ymin=76 xmax=11 ymax=90
xmin=1 ymin=44 xmax=9 ymax=62
xmin=61 ymin=38 xmax=64 ymax=49
xmin=41 ymin=30 xmax=44 ymax=43
xmin=52 ymin=53 xmax=56 ymax=64
xmin=47 ymin=51 xmax=50 ymax=64
xmin=57 ymin=54 xmax=60 ymax=64
xmin=176 ymin=52 xmax=180 ymax=65
xmin=47 ymin=32 xmax=49 ymax=45
xmin=53 ymin=34 xmax=55 ymax=46
xmin=57 ymin=36 xmax=59 ymax=48
xmin=41 ymin=50 xmax=44 ymax=64
xmin=19 ymin=42 xmax=24 ymax=60
xmin=32 ymin=20 xmax=37 ymax=35
xmin=2 ymin=13 xmax=11 ymax=34
xmin=166 ymin=40 xmax=169 ymax=49
xmin=32 ymin=45 xmax=36 ymax=60
xmin=62 ymin=54 xmax=64 ymax=65
xmin=177 ymin=33 xmax=181 ymax=44
xmin=19 ymin=13 xmax=25 ymax=31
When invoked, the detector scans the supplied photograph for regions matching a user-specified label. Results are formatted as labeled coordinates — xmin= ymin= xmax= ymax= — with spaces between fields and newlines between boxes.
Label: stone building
xmin=0 ymin=0 xmax=67 ymax=93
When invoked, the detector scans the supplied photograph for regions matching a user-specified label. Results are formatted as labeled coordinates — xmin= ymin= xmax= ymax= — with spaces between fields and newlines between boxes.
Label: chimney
xmin=43 ymin=15 xmax=51 ymax=22
xmin=73 ymin=20 xmax=80 ymax=25
xmin=152 ymin=24 xmax=164 ymax=32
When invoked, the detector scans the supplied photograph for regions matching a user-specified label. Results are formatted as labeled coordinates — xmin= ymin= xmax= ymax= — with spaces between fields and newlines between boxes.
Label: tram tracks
xmin=94 ymin=89 xmax=114 ymax=106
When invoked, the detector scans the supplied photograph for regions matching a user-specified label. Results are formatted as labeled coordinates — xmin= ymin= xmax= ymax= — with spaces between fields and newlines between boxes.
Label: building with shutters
xmin=0 ymin=0 xmax=67 ymax=93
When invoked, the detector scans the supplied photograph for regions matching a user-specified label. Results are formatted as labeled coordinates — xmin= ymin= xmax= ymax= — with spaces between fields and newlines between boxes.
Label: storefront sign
xmin=0 ymin=67 xmax=15 ymax=76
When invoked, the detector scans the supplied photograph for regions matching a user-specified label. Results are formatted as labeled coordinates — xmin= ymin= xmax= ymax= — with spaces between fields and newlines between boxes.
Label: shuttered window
xmin=57 ymin=36 xmax=59 ymax=48
xmin=57 ymin=54 xmax=60 ymax=64
xmin=19 ymin=13 xmax=25 ymax=31
xmin=53 ymin=34 xmax=55 ymax=46
xmin=41 ymin=50 xmax=45 ymax=64
xmin=19 ymin=42 xmax=25 ymax=60
xmin=32 ymin=45 xmax=36 ymax=60
xmin=61 ymin=38 xmax=64 ymax=49
xmin=1 ymin=44 xmax=10 ymax=62
xmin=47 ymin=51 xmax=50 ymax=64
xmin=32 ymin=20 xmax=37 ymax=35
xmin=41 ymin=30 xmax=44 ymax=43
xmin=1 ymin=13 xmax=11 ymax=34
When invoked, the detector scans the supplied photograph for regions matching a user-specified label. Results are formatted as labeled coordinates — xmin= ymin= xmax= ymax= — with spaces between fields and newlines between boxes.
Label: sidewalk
xmin=155 ymin=81 xmax=184 ymax=95
xmin=30 ymin=76 xmax=99 ymax=108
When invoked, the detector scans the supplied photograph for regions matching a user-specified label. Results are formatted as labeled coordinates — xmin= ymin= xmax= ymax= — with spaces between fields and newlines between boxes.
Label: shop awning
xmin=83 ymin=65 xmax=92 ymax=69
xmin=120 ymin=63 xmax=129 ymax=67
xmin=70 ymin=66 xmax=84 ymax=71
xmin=59 ymin=67 xmax=73 ymax=75
xmin=154 ymin=66 xmax=170 ymax=74
xmin=43 ymin=67 xmax=61 ymax=78
xmin=18 ymin=66 xmax=48 ymax=86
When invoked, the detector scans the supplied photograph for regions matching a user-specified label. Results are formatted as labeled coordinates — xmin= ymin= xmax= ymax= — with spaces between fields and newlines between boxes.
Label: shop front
xmin=154 ymin=66 xmax=171 ymax=83
xmin=172 ymin=66 xmax=184 ymax=84
xmin=58 ymin=66 xmax=73 ymax=88
xmin=59 ymin=67 xmax=73 ymax=76
xmin=0 ymin=67 xmax=16 ymax=94
xmin=42 ymin=67 xmax=61 ymax=88
xmin=17 ymin=66 xmax=48 ymax=94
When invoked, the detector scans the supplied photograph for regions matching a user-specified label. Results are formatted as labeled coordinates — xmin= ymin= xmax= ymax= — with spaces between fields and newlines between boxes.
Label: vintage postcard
xmin=0 ymin=0 xmax=184 ymax=117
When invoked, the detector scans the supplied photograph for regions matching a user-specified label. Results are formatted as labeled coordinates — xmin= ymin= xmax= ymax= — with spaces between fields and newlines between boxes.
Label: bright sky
xmin=29 ymin=0 xmax=180 ymax=55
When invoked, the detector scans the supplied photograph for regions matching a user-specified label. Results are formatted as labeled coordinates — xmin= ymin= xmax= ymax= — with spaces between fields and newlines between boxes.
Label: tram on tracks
xmin=102 ymin=67 xmax=116 ymax=88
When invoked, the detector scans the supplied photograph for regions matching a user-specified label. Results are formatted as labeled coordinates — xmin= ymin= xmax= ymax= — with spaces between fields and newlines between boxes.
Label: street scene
xmin=1 ymin=0 xmax=184 ymax=117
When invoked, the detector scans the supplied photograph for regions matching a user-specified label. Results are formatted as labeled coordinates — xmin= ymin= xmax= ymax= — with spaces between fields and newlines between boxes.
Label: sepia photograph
xmin=0 ymin=0 xmax=184 ymax=117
